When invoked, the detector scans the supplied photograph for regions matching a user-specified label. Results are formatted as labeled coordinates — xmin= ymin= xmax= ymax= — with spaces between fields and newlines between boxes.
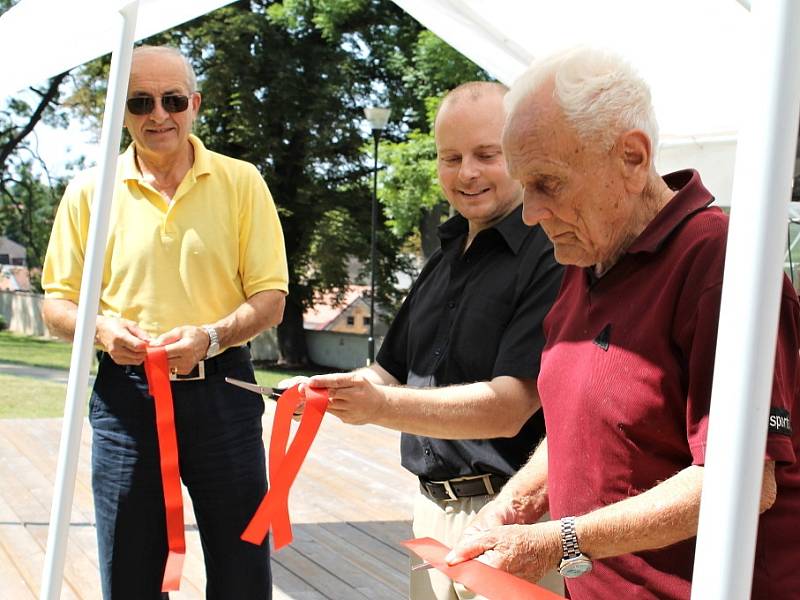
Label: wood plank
xmin=0 ymin=450 xmax=51 ymax=523
xmin=320 ymin=521 xmax=407 ymax=578
xmin=352 ymin=520 xmax=414 ymax=550
xmin=0 ymin=413 xmax=418 ymax=599
xmin=0 ymin=524 xmax=81 ymax=600
xmin=272 ymin=544 xmax=371 ymax=600
xmin=300 ymin=522 xmax=407 ymax=595
xmin=0 ymin=486 xmax=21 ymax=523
xmin=0 ymin=421 xmax=95 ymax=523
xmin=27 ymin=524 xmax=101 ymax=600
xmin=0 ymin=538 xmax=36 ymax=600
xmin=271 ymin=559 xmax=328 ymax=600
xmin=177 ymin=528 xmax=208 ymax=598
xmin=288 ymin=524 xmax=400 ymax=600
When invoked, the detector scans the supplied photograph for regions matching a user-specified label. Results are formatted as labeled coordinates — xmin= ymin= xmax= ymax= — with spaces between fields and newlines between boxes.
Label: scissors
xmin=224 ymin=377 xmax=287 ymax=400
xmin=225 ymin=377 xmax=307 ymax=416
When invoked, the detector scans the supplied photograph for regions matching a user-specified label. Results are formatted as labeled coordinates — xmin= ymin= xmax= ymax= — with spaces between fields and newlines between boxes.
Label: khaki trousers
xmin=409 ymin=492 xmax=564 ymax=599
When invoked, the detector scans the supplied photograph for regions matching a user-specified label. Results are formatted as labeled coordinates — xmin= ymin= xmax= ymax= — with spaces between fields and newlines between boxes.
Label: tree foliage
xmin=379 ymin=31 xmax=490 ymax=259
xmin=2 ymin=0 xmax=488 ymax=362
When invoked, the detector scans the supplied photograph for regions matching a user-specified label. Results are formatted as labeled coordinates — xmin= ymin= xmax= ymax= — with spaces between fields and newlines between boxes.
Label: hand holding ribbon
xmin=241 ymin=384 xmax=329 ymax=549
xmin=403 ymin=537 xmax=563 ymax=600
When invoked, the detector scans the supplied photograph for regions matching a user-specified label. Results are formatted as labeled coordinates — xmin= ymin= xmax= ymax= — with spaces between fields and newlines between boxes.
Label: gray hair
xmin=132 ymin=45 xmax=197 ymax=93
xmin=505 ymin=47 xmax=659 ymax=151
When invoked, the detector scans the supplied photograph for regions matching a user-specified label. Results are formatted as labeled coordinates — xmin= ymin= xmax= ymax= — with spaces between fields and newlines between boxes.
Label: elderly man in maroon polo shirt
xmin=447 ymin=47 xmax=800 ymax=599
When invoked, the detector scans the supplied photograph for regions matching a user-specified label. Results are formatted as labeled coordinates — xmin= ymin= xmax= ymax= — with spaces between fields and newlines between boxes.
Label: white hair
xmin=133 ymin=45 xmax=198 ymax=93
xmin=505 ymin=47 xmax=659 ymax=151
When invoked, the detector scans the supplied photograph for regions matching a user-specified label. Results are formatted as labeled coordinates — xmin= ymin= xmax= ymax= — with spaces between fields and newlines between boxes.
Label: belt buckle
xmin=428 ymin=478 xmax=459 ymax=502
xmin=480 ymin=473 xmax=495 ymax=495
xmin=441 ymin=479 xmax=458 ymax=502
xmin=169 ymin=361 xmax=205 ymax=381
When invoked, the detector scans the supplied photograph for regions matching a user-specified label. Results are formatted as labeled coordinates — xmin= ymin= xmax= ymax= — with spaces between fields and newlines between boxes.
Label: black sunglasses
xmin=126 ymin=94 xmax=191 ymax=116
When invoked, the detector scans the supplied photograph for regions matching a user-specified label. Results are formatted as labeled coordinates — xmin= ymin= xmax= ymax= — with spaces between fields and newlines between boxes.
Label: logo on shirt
xmin=593 ymin=324 xmax=611 ymax=351
xmin=768 ymin=407 xmax=792 ymax=437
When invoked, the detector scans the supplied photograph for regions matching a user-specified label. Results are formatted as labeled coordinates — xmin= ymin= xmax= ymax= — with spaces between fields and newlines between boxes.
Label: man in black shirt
xmin=304 ymin=82 xmax=563 ymax=599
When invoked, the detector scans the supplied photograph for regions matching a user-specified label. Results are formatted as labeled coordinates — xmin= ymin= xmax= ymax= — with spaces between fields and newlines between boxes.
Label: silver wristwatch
xmin=558 ymin=516 xmax=592 ymax=578
xmin=201 ymin=325 xmax=220 ymax=359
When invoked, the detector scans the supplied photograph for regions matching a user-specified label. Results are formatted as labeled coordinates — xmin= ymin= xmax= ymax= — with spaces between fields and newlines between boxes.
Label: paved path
xmin=0 ymin=362 xmax=94 ymax=385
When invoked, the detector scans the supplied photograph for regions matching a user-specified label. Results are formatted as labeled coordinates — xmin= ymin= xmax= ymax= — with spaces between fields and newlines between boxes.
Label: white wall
xmin=249 ymin=327 xmax=280 ymax=362
xmin=0 ymin=291 xmax=51 ymax=337
xmin=306 ymin=329 xmax=383 ymax=371
xmin=656 ymin=137 xmax=738 ymax=206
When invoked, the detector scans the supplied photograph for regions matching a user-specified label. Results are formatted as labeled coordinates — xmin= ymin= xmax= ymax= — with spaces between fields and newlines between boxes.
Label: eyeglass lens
xmin=126 ymin=94 xmax=190 ymax=116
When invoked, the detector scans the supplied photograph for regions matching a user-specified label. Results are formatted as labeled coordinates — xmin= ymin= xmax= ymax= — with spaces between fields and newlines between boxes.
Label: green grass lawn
xmin=0 ymin=330 xmax=74 ymax=370
xmin=0 ymin=332 xmax=325 ymax=418
xmin=0 ymin=374 xmax=81 ymax=418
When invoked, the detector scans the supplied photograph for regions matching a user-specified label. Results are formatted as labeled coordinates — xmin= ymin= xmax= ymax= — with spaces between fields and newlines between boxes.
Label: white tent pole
xmin=39 ymin=2 xmax=140 ymax=598
xmin=692 ymin=0 xmax=800 ymax=598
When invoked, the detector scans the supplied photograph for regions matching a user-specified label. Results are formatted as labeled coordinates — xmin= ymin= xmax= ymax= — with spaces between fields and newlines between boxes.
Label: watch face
xmin=559 ymin=556 xmax=593 ymax=578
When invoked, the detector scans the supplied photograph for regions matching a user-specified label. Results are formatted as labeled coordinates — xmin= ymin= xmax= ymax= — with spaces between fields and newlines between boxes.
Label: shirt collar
xmin=120 ymin=134 xmax=212 ymax=182
xmin=438 ymin=204 xmax=530 ymax=255
xmin=626 ymin=169 xmax=715 ymax=255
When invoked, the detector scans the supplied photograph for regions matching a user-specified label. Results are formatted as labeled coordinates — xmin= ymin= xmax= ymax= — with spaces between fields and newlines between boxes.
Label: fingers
xmin=278 ymin=375 xmax=310 ymax=389
xmin=108 ymin=346 xmax=148 ymax=365
xmin=150 ymin=328 xmax=182 ymax=347
xmin=124 ymin=321 xmax=152 ymax=342
xmin=158 ymin=327 xmax=207 ymax=374
xmin=446 ymin=532 xmax=496 ymax=566
xmin=308 ymin=372 xmax=359 ymax=389
xmin=98 ymin=321 xmax=149 ymax=365
xmin=474 ymin=549 xmax=504 ymax=569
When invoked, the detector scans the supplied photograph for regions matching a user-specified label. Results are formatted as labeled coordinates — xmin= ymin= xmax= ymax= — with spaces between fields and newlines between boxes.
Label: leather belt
xmin=419 ymin=474 xmax=508 ymax=502
xmin=103 ymin=345 xmax=252 ymax=381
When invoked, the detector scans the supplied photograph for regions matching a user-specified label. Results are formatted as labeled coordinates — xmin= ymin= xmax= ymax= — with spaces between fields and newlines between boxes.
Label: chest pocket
xmin=450 ymin=293 xmax=513 ymax=380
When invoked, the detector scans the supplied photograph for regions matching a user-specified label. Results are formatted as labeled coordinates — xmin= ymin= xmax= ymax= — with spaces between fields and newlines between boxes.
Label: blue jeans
xmin=89 ymin=353 xmax=271 ymax=600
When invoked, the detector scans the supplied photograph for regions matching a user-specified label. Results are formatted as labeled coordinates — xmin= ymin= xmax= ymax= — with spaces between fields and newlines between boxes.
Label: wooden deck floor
xmin=0 ymin=405 xmax=418 ymax=599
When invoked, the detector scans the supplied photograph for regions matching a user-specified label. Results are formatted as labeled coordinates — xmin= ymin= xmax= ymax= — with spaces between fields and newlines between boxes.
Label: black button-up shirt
xmin=377 ymin=205 xmax=563 ymax=480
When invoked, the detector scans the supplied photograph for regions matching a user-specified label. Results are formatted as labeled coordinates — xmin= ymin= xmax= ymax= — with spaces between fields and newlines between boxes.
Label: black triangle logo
xmin=593 ymin=323 xmax=611 ymax=351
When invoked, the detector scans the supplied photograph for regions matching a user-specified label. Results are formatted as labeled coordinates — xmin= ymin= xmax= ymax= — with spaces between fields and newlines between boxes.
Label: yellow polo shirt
xmin=42 ymin=135 xmax=288 ymax=336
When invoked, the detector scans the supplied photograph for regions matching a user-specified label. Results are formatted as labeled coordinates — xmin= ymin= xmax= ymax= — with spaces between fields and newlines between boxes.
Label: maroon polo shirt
xmin=539 ymin=170 xmax=800 ymax=599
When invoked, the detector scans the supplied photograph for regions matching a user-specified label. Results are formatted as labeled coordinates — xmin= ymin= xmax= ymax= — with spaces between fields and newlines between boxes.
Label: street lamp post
xmin=364 ymin=106 xmax=391 ymax=365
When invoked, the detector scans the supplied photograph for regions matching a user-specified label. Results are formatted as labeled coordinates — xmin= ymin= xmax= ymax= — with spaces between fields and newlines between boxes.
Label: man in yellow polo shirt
xmin=42 ymin=45 xmax=288 ymax=600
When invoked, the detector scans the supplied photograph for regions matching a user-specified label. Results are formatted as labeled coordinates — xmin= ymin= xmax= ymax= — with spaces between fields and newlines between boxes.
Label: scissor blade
xmin=411 ymin=561 xmax=434 ymax=571
xmin=224 ymin=377 xmax=276 ymax=396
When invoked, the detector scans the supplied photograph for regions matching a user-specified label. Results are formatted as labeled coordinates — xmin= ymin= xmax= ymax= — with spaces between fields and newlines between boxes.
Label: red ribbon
xmin=144 ymin=347 xmax=186 ymax=592
xmin=241 ymin=384 xmax=329 ymax=549
xmin=403 ymin=537 xmax=562 ymax=600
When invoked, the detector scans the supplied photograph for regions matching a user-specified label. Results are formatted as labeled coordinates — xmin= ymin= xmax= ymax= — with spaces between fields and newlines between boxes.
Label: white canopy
xmin=0 ymin=0 xmax=235 ymax=100
xmin=1 ymin=0 xmax=749 ymax=204
xmin=392 ymin=0 xmax=750 ymax=205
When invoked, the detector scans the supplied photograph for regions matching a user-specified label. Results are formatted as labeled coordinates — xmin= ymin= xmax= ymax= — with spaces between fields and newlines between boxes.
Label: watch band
xmin=560 ymin=516 xmax=581 ymax=559
xmin=559 ymin=516 xmax=592 ymax=578
xmin=201 ymin=325 xmax=220 ymax=359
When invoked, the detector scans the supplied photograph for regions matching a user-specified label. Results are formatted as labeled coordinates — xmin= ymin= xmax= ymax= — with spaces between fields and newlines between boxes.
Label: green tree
xmin=6 ymin=0 xmax=487 ymax=364
xmin=178 ymin=1 xmax=422 ymax=365
xmin=380 ymin=31 xmax=491 ymax=259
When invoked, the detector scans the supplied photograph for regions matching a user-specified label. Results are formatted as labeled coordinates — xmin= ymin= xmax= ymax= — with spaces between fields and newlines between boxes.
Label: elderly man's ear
xmin=616 ymin=129 xmax=652 ymax=193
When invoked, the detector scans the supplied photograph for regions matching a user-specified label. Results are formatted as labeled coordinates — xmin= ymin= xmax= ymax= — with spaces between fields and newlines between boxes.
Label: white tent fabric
xmin=0 ymin=0 xmax=750 ymax=204
xmin=391 ymin=0 xmax=750 ymax=205
xmin=0 ymin=0 xmax=236 ymax=100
